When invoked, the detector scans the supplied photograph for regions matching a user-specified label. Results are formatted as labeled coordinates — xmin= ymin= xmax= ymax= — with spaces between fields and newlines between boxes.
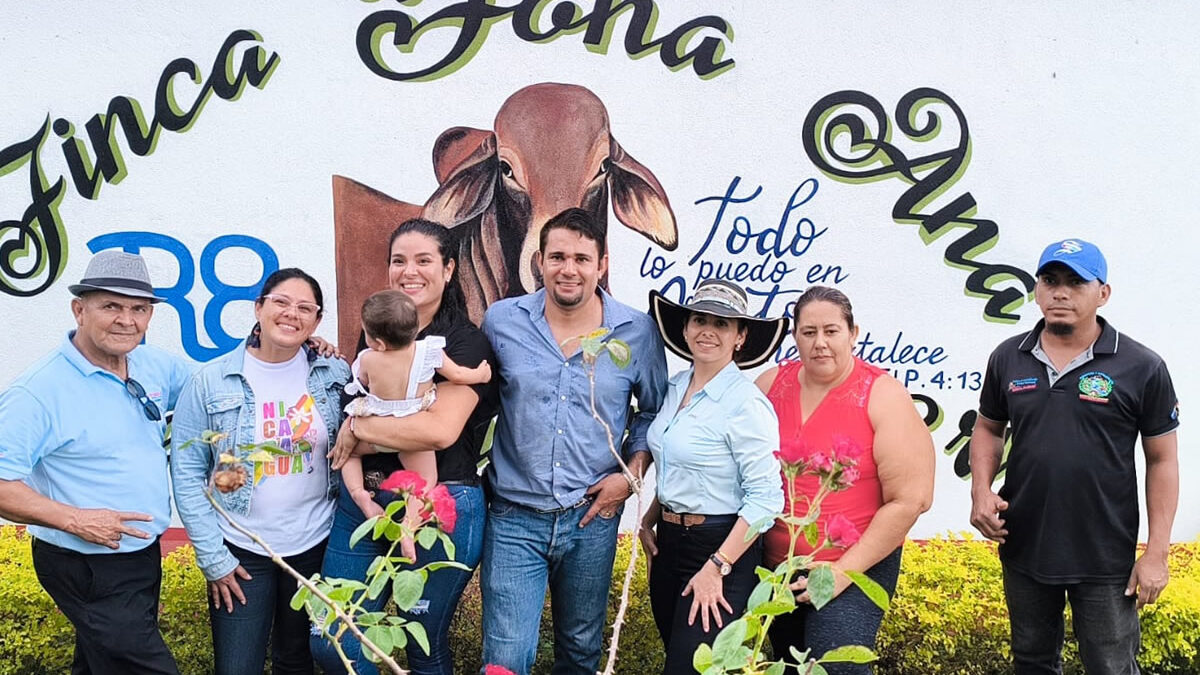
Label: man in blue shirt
xmin=481 ymin=208 xmax=668 ymax=674
xmin=0 ymin=251 xmax=191 ymax=675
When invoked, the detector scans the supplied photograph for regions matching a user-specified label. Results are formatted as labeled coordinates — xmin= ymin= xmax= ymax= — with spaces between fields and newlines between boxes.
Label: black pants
xmin=648 ymin=515 xmax=762 ymax=675
xmin=32 ymin=537 xmax=180 ymax=675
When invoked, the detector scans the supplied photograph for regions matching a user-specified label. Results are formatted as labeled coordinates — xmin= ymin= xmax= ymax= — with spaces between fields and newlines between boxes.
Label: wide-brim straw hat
xmin=68 ymin=250 xmax=166 ymax=302
xmin=649 ymin=279 xmax=789 ymax=369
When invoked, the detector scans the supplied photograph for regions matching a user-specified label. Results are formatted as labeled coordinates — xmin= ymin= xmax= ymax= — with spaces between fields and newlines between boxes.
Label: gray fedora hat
xmin=649 ymin=278 xmax=789 ymax=369
xmin=68 ymin=250 xmax=166 ymax=303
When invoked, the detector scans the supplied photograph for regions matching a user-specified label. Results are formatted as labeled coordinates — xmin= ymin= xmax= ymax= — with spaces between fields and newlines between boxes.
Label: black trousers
xmin=32 ymin=537 xmax=180 ymax=675
xmin=648 ymin=515 xmax=762 ymax=675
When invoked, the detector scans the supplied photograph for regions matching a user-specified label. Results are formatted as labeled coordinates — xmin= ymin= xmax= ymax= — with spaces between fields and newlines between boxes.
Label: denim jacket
xmin=170 ymin=341 xmax=350 ymax=580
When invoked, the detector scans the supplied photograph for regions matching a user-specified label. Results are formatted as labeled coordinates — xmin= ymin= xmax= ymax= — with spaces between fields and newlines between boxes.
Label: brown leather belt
xmin=661 ymin=510 xmax=707 ymax=527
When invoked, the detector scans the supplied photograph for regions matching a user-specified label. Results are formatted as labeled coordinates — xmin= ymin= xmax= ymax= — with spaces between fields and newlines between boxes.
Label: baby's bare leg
xmin=395 ymin=450 xmax=437 ymax=562
xmin=342 ymin=454 xmax=383 ymax=519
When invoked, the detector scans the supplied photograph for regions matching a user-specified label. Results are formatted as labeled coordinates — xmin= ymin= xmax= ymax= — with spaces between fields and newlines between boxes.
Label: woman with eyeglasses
xmin=171 ymin=268 xmax=350 ymax=675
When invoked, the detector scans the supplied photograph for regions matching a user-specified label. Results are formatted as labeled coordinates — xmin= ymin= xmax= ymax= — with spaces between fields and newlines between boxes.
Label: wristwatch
xmin=708 ymin=553 xmax=732 ymax=576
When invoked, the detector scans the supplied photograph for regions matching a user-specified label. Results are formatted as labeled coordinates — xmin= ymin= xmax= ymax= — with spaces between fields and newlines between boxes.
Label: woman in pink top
xmin=755 ymin=286 xmax=935 ymax=674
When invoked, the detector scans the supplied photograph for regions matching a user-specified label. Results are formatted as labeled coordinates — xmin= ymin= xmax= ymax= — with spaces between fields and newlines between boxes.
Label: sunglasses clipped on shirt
xmin=125 ymin=377 xmax=162 ymax=422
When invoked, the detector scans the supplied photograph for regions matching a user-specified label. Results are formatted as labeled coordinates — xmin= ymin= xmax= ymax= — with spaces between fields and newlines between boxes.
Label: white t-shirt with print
xmin=220 ymin=349 xmax=333 ymax=555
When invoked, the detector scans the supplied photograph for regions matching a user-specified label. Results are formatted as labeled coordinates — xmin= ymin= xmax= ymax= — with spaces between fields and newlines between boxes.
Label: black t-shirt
xmin=978 ymin=318 xmax=1179 ymax=583
xmin=359 ymin=318 xmax=499 ymax=483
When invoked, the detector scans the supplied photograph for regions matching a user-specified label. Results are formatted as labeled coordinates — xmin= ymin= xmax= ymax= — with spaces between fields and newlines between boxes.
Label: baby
xmin=342 ymin=289 xmax=491 ymax=529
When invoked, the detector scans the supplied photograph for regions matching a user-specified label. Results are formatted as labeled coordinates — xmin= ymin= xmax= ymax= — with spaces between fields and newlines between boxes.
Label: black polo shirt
xmin=978 ymin=317 xmax=1179 ymax=583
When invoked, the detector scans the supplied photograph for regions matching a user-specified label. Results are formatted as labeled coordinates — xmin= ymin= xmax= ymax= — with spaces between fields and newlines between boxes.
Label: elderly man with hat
xmin=0 ymin=250 xmax=191 ymax=674
xmin=640 ymin=277 xmax=788 ymax=674
xmin=970 ymin=238 xmax=1180 ymax=674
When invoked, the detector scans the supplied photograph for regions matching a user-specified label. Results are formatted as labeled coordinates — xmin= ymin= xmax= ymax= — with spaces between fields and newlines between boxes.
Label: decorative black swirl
xmin=0 ymin=119 xmax=68 ymax=297
xmin=803 ymin=88 xmax=1035 ymax=323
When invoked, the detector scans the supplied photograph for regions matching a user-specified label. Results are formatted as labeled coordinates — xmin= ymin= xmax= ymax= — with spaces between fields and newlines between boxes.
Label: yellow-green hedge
xmin=3 ymin=526 xmax=1198 ymax=674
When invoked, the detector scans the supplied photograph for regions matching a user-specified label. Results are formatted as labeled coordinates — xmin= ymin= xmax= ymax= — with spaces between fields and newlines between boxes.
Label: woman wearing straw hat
xmin=641 ymin=278 xmax=788 ymax=674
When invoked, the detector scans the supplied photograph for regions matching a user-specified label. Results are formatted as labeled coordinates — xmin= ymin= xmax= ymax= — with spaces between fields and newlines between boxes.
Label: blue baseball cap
xmin=1036 ymin=238 xmax=1107 ymax=283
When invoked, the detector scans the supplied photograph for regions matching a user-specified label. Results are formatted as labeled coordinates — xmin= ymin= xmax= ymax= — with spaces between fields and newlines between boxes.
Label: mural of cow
xmin=332 ymin=82 xmax=678 ymax=352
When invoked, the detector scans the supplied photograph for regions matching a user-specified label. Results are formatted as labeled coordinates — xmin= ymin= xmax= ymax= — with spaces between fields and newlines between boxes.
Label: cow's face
xmin=423 ymin=83 xmax=678 ymax=298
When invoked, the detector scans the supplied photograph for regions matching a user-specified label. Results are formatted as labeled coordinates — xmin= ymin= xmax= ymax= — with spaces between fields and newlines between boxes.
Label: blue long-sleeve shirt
xmin=482 ymin=289 xmax=668 ymax=510
xmin=648 ymin=362 xmax=783 ymax=531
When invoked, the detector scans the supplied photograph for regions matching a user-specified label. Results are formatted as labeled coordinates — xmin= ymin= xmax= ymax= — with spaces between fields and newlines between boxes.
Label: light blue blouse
xmin=647 ymin=361 xmax=783 ymax=531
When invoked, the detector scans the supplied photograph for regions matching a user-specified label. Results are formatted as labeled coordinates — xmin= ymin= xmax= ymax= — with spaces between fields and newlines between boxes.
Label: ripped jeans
xmin=311 ymin=482 xmax=485 ymax=675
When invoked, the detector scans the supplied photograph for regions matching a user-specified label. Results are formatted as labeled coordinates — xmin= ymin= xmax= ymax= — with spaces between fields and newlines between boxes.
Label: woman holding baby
xmin=313 ymin=218 xmax=500 ymax=675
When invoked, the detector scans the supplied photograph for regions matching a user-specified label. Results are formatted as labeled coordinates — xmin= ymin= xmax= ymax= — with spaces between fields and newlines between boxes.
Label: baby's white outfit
xmin=343 ymin=336 xmax=444 ymax=418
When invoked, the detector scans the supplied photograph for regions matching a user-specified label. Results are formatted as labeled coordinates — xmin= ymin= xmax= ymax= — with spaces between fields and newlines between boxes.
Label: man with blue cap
xmin=969 ymin=238 xmax=1180 ymax=674
xmin=0 ymin=250 xmax=191 ymax=674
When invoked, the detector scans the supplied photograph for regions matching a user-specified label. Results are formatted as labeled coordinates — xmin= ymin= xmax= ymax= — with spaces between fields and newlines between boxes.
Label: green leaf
xmin=710 ymin=618 xmax=748 ymax=666
xmin=803 ymin=521 xmax=820 ymax=548
xmin=289 ymin=586 xmax=310 ymax=611
xmin=692 ymin=642 xmax=713 ymax=672
xmin=440 ymin=532 xmax=456 ymax=560
xmin=367 ymin=567 xmax=388 ymax=600
xmin=417 ymin=526 xmax=438 ymax=550
xmin=789 ymin=646 xmax=811 ymax=663
xmin=244 ymin=449 xmax=279 ymax=463
xmin=350 ymin=516 xmax=378 ymax=549
xmin=391 ymin=625 xmax=410 ymax=652
xmin=809 ymin=665 xmax=829 ymax=675
xmin=384 ymin=498 xmax=406 ymax=519
xmin=747 ymin=580 xmax=773 ymax=612
xmin=423 ymin=560 xmax=471 ymax=572
xmin=391 ymin=569 xmax=424 ymax=610
xmin=372 ymin=515 xmax=389 ymax=541
xmin=357 ymin=611 xmax=387 ymax=626
xmin=363 ymin=625 xmax=392 ymax=662
xmin=605 ymin=339 xmax=631 ymax=368
xmin=384 ymin=521 xmax=402 ymax=541
xmin=808 ymin=564 xmax=836 ymax=610
xmin=845 ymin=570 xmax=890 ymax=611
xmin=748 ymin=515 xmax=775 ymax=536
xmin=407 ymin=621 xmax=430 ymax=655
xmin=817 ymin=645 xmax=878 ymax=664
xmin=756 ymin=600 xmax=797 ymax=617
xmin=766 ymin=662 xmax=786 ymax=675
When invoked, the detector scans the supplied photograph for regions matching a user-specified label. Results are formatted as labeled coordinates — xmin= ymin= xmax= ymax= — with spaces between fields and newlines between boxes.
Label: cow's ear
xmin=424 ymin=128 xmax=497 ymax=225
xmin=608 ymin=138 xmax=678 ymax=251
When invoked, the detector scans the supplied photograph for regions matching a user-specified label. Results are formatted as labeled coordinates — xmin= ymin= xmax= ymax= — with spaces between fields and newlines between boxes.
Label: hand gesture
xmin=683 ymin=564 xmax=731 ymax=632
xmin=638 ymin=523 xmax=658 ymax=575
xmin=969 ymin=490 xmax=1009 ymax=544
xmin=210 ymin=565 xmax=252 ymax=613
xmin=580 ymin=474 xmax=628 ymax=527
xmin=1126 ymin=551 xmax=1170 ymax=609
xmin=67 ymin=508 xmax=152 ymax=549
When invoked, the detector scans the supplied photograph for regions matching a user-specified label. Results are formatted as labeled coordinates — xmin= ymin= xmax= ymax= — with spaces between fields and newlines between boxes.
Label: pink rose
xmin=830 ymin=435 xmax=863 ymax=463
xmin=776 ymin=440 xmax=810 ymax=468
xmin=429 ymin=484 xmax=457 ymax=534
xmin=825 ymin=513 xmax=862 ymax=548
xmin=840 ymin=465 xmax=861 ymax=488
xmin=485 ymin=666 xmax=517 ymax=675
xmin=379 ymin=470 xmax=427 ymax=497
xmin=809 ymin=451 xmax=834 ymax=474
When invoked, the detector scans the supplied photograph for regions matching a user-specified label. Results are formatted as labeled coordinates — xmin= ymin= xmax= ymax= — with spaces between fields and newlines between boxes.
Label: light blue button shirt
xmin=482 ymin=288 xmax=668 ymax=510
xmin=647 ymin=361 xmax=783 ymax=531
xmin=0 ymin=333 xmax=191 ymax=554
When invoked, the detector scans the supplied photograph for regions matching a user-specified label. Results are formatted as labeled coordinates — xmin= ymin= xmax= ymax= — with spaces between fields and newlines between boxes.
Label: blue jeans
xmin=480 ymin=496 xmax=622 ymax=675
xmin=1003 ymin=563 xmax=1141 ymax=675
xmin=768 ymin=547 xmax=902 ymax=675
xmin=311 ymin=483 xmax=485 ymax=675
xmin=211 ymin=539 xmax=327 ymax=675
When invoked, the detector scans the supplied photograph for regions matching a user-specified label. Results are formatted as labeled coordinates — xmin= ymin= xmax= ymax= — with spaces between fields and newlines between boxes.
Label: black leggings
xmin=767 ymin=547 xmax=902 ymax=675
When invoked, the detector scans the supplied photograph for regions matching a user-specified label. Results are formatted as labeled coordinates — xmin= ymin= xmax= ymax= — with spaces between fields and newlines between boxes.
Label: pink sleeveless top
xmin=764 ymin=358 xmax=884 ymax=565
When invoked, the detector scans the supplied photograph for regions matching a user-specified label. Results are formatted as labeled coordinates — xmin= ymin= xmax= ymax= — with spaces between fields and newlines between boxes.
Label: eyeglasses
xmin=125 ymin=377 xmax=162 ymax=422
xmin=262 ymin=294 xmax=321 ymax=318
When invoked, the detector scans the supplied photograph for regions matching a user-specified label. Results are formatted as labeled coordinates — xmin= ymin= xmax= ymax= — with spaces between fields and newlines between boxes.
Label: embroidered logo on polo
xmin=1078 ymin=371 xmax=1114 ymax=404
xmin=1008 ymin=377 xmax=1039 ymax=393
